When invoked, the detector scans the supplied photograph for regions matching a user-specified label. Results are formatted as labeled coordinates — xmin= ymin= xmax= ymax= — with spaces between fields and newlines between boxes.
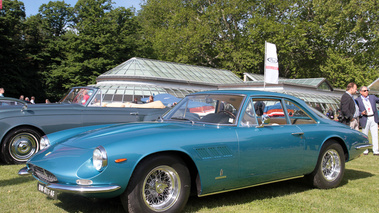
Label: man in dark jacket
xmin=340 ymin=82 xmax=359 ymax=130
xmin=356 ymin=86 xmax=379 ymax=155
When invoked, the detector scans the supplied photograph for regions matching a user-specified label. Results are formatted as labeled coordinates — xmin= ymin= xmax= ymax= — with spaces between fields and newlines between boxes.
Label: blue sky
xmin=23 ymin=0 xmax=142 ymax=17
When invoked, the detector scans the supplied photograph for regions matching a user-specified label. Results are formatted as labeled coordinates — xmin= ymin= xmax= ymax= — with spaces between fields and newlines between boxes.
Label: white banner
xmin=264 ymin=42 xmax=279 ymax=84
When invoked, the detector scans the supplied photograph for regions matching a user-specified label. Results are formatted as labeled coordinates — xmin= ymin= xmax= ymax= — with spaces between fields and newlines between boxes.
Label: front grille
xmin=28 ymin=164 xmax=58 ymax=183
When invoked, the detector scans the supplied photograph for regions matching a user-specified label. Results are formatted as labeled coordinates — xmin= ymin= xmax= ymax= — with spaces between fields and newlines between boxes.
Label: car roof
xmin=192 ymin=90 xmax=300 ymax=100
xmin=0 ymin=97 xmax=27 ymax=104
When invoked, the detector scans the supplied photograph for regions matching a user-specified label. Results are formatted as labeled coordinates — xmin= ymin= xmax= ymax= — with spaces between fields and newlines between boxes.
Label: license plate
xmin=37 ymin=183 xmax=57 ymax=199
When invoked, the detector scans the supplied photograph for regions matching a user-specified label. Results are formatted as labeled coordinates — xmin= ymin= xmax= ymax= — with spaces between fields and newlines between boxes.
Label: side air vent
xmin=194 ymin=146 xmax=233 ymax=160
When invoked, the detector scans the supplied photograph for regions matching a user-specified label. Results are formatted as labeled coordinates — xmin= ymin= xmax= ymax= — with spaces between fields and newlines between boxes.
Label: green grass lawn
xmin=1 ymin=152 xmax=377 ymax=213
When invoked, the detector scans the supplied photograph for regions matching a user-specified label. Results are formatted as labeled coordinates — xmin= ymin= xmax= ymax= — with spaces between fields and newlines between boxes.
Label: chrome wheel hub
xmin=10 ymin=133 xmax=38 ymax=161
xmin=321 ymin=149 xmax=341 ymax=182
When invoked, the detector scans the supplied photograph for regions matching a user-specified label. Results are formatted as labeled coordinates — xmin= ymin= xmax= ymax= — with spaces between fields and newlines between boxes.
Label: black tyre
xmin=121 ymin=155 xmax=191 ymax=213
xmin=1 ymin=128 xmax=41 ymax=164
xmin=308 ymin=140 xmax=345 ymax=189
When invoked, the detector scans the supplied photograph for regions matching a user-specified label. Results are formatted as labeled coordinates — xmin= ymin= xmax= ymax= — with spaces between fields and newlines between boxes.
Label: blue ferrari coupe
xmin=19 ymin=90 xmax=371 ymax=213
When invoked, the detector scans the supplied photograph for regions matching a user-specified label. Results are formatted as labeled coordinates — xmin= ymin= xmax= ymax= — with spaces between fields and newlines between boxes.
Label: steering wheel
xmin=218 ymin=110 xmax=236 ymax=119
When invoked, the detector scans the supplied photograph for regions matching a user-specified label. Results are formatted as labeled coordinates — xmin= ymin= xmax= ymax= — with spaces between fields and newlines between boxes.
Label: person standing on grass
xmin=340 ymin=82 xmax=360 ymax=130
xmin=356 ymin=86 xmax=379 ymax=156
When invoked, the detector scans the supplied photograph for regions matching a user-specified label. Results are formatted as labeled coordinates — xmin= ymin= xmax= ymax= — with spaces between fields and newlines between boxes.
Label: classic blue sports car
xmin=0 ymin=87 xmax=168 ymax=164
xmin=19 ymin=90 xmax=371 ymax=213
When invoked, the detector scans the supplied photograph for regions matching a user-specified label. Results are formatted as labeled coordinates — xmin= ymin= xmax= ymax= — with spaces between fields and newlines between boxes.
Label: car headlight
xmin=93 ymin=146 xmax=108 ymax=171
xmin=40 ymin=135 xmax=50 ymax=150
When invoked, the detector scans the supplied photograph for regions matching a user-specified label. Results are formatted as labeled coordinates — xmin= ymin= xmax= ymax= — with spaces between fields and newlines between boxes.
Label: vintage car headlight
xmin=93 ymin=146 xmax=108 ymax=171
xmin=40 ymin=135 xmax=50 ymax=150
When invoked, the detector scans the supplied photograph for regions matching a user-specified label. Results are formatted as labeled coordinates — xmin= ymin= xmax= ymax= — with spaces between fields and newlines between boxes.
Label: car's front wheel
xmin=307 ymin=140 xmax=345 ymax=189
xmin=121 ymin=155 xmax=191 ymax=213
xmin=1 ymin=128 xmax=41 ymax=164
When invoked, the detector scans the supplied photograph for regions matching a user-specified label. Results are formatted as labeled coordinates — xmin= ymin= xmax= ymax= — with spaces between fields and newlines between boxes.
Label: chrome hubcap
xmin=321 ymin=149 xmax=341 ymax=182
xmin=143 ymin=165 xmax=181 ymax=211
xmin=9 ymin=133 xmax=38 ymax=161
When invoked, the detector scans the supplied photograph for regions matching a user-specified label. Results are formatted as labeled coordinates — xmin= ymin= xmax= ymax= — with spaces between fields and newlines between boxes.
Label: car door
xmin=80 ymin=106 xmax=140 ymax=126
xmin=236 ymin=97 xmax=306 ymax=186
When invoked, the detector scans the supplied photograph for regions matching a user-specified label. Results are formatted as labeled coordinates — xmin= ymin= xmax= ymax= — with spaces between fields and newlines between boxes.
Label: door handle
xmin=130 ymin=112 xmax=139 ymax=115
xmin=291 ymin=132 xmax=304 ymax=136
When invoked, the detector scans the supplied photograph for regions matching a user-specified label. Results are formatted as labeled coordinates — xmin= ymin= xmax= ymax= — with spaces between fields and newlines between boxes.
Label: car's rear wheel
xmin=121 ymin=155 xmax=191 ymax=213
xmin=307 ymin=140 xmax=345 ymax=189
xmin=1 ymin=128 xmax=41 ymax=164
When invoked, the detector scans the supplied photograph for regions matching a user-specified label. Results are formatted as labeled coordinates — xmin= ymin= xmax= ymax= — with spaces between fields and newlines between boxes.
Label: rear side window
xmin=284 ymin=100 xmax=317 ymax=125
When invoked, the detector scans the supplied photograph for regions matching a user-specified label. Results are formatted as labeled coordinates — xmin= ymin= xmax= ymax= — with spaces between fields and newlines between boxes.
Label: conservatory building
xmin=94 ymin=57 xmax=353 ymax=113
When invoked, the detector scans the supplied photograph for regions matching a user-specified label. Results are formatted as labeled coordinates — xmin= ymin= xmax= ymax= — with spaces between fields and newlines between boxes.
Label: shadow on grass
xmin=0 ymin=176 xmax=35 ymax=186
xmin=55 ymin=194 xmax=125 ymax=213
xmin=47 ymin=169 xmax=373 ymax=213
xmin=339 ymin=168 xmax=374 ymax=186
xmin=183 ymin=168 xmax=373 ymax=212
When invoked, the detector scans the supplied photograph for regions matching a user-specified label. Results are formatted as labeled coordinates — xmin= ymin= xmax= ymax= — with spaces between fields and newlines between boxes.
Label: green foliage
xmin=0 ymin=0 xmax=27 ymax=98
xmin=0 ymin=0 xmax=377 ymax=101
xmin=139 ymin=0 xmax=378 ymax=87
xmin=34 ymin=0 xmax=142 ymax=100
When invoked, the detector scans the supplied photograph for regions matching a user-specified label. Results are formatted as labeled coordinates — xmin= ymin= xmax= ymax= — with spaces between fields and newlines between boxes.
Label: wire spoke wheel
xmin=122 ymin=155 xmax=190 ymax=213
xmin=143 ymin=165 xmax=181 ymax=211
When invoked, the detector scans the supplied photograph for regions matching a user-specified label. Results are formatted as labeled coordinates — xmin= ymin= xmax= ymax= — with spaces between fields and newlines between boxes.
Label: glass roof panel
xmin=100 ymin=57 xmax=243 ymax=85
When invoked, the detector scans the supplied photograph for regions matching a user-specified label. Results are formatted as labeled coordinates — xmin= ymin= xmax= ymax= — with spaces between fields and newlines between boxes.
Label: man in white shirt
xmin=0 ymin=88 xmax=4 ymax=97
xmin=356 ymin=86 xmax=379 ymax=155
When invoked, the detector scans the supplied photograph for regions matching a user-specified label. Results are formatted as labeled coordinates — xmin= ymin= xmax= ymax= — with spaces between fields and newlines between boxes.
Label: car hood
xmin=47 ymin=121 xmax=204 ymax=150
xmin=28 ymin=121 xmax=206 ymax=176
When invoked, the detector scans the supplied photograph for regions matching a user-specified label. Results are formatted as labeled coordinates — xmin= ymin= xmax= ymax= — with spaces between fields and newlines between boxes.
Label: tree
xmin=0 ymin=0 xmax=39 ymax=98
xmin=23 ymin=1 xmax=74 ymax=101
xmin=44 ymin=0 xmax=142 ymax=96
xmin=138 ymin=0 xmax=378 ymax=87
xmin=39 ymin=0 xmax=73 ymax=37
xmin=311 ymin=0 xmax=379 ymax=87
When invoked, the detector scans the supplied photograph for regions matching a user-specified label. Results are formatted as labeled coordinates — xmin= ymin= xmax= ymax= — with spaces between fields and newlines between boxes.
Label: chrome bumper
xmin=46 ymin=183 xmax=121 ymax=194
xmin=355 ymin=144 xmax=373 ymax=150
xmin=18 ymin=167 xmax=121 ymax=194
xmin=18 ymin=167 xmax=31 ymax=176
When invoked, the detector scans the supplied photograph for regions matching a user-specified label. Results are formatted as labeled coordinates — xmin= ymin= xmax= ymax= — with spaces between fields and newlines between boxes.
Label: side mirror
xmin=256 ymin=114 xmax=270 ymax=128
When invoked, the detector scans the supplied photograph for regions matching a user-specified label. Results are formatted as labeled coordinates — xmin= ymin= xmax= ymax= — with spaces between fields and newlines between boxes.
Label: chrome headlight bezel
xmin=93 ymin=146 xmax=108 ymax=171
xmin=39 ymin=135 xmax=51 ymax=150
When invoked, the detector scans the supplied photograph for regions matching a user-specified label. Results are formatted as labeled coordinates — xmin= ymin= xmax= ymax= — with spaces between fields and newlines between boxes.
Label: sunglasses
xmin=362 ymin=90 xmax=369 ymax=92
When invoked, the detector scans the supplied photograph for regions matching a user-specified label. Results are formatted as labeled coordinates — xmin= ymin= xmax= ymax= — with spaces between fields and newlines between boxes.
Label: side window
xmin=257 ymin=99 xmax=287 ymax=125
xmin=284 ymin=100 xmax=317 ymax=124
xmin=240 ymin=99 xmax=257 ymax=127
xmin=240 ymin=98 xmax=288 ymax=126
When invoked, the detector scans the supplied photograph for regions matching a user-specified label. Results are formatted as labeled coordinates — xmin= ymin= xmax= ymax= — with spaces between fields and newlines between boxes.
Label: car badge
xmin=215 ymin=169 xmax=226 ymax=180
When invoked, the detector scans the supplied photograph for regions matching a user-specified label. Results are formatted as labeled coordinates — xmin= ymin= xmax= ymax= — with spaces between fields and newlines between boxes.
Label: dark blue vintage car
xmin=19 ymin=90 xmax=371 ymax=213
xmin=0 ymin=87 xmax=168 ymax=164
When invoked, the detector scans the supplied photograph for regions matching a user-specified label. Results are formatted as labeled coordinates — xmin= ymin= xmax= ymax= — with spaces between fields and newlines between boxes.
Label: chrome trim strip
xmin=18 ymin=167 xmax=31 ymax=176
xmin=199 ymin=175 xmax=304 ymax=197
xmin=45 ymin=182 xmax=121 ymax=194
xmin=355 ymin=144 xmax=373 ymax=150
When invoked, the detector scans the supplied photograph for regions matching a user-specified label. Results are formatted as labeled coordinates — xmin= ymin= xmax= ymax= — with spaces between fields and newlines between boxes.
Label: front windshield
xmin=163 ymin=94 xmax=244 ymax=125
xmin=60 ymin=88 xmax=95 ymax=105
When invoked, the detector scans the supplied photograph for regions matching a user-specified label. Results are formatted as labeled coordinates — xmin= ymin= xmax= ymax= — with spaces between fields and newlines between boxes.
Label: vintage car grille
xmin=28 ymin=164 xmax=58 ymax=183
